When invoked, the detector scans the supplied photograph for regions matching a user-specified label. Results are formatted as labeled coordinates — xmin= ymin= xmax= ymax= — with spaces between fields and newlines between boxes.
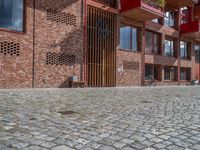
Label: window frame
xmin=194 ymin=44 xmax=200 ymax=63
xmin=120 ymin=24 xmax=138 ymax=52
xmin=164 ymin=38 xmax=175 ymax=57
xmin=180 ymin=67 xmax=191 ymax=81
xmin=145 ymin=64 xmax=161 ymax=81
xmin=145 ymin=30 xmax=161 ymax=55
xmin=0 ymin=0 xmax=26 ymax=34
xmin=164 ymin=66 xmax=177 ymax=81
xmin=180 ymin=7 xmax=191 ymax=24
xmin=180 ymin=41 xmax=190 ymax=59
xmin=164 ymin=10 xmax=175 ymax=28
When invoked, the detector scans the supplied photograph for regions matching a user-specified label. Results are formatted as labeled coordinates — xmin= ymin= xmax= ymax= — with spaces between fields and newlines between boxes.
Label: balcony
xmin=120 ymin=0 xmax=164 ymax=21
xmin=166 ymin=0 xmax=198 ymax=9
xmin=180 ymin=20 xmax=200 ymax=39
xmin=194 ymin=4 xmax=200 ymax=20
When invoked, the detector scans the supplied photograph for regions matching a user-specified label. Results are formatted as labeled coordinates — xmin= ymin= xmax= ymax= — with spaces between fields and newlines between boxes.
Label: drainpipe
xmin=32 ymin=0 xmax=36 ymax=88
xmin=83 ymin=0 xmax=87 ymax=83
xmin=177 ymin=8 xmax=181 ymax=85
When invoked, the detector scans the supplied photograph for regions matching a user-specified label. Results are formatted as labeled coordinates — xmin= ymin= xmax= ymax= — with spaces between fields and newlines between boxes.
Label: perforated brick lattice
xmin=0 ymin=40 xmax=20 ymax=56
xmin=123 ymin=61 xmax=139 ymax=70
xmin=47 ymin=9 xmax=76 ymax=26
xmin=46 ymin=52 xmax=76 ymax=66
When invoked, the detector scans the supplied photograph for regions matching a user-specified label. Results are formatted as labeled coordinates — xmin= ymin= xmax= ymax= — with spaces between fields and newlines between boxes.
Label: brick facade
xmin=0 ymin=0 xmax=83 ymax=88
xmin=0 ymin=0 xmax=199 ymax=88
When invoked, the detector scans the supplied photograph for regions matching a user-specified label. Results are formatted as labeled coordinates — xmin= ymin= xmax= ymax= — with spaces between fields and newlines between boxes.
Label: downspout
xmin=83 ymin=0 xmax=87 ymax=83
xmin=32 ymin=0 xmax=36 ymax=88
xmin=177 ymin=8 xmax=181 ymax=85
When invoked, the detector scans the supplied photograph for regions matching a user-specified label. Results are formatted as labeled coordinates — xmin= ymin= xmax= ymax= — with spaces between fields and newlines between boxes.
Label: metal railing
xmin=142 ymin=0 xmax=163 ymax=10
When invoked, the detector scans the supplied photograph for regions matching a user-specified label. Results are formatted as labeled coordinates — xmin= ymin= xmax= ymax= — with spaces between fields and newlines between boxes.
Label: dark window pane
xmin=145 ymin=31 xmax=153 ymax=53
xmin=145 ymin=65 xmax=153 ymax=80
xmin=154 ymin=34 xmax=158 ymax=54
xmin=180 ymin=68 xmax=191 ymax=80
xmin=0 ymin=0 xmax=24 ymax=31
xmin=164 ymin=66 xmax=177 ymax=81
xmin=194 ymin=45 xmax=200 ymax=63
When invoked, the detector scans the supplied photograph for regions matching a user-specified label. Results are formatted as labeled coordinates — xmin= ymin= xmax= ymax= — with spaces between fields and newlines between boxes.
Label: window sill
xmin=163 ymin=55 xmax=178 ymax=59
xmin=145 ymin=53 xmax=162 ymax=56
xmin=164 ymin=80 xmax=177 ymax=82
xmin=145 ymin=80 xmax=161 ymax=82
xmin=0 ymin=28 xmax=25 ymax=35
xmin=180 ymin=58 xmax=191 ymax=61
xmin=180 ymin=80 xmax=190 ymax=82
xmin=119 ymin=49 xmax=141 ymax=53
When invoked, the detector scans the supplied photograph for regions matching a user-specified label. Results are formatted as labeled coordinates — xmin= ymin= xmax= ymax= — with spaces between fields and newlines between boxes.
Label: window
xmin=120 ymin=25 xmax=138 ymax=51
xmin=0 ymin=0 xmax=24 ymax=32
xmin=152 ymin=19 xmax=159 ymax=23
xmin=165 ymin=39 xmax=174 ymax=57
xmin=145 ymin=64 xmax=160 ymax=80
xmin=180 ymin=41 xmax=190 ymax=59
xmin=145 ymin=31 xmax=160 ymax=54
xmin=181 ymin=7 xmax=190 ymax=24
xmin=164 ymin=11 xmax=175 ymax=27
xmin=180 ymin=68 xmax=191 ymax=81
xmin=164 ymin=66 xmax=177 ymax=81
xmin=152 ymin=18 xmax=162 ymax=24
xmin=194 ymin=45 xmax=200 ymax=63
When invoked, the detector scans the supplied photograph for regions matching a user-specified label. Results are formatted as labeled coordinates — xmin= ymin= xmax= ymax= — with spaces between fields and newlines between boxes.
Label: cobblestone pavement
xmin=0 ymin=86 xmax=200 ymax=150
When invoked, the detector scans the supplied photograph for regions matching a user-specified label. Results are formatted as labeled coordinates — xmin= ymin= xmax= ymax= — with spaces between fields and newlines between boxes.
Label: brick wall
xmin=0 ymin=0 xmax=83 ymax=88
xmin=116 ymin=51 xmax=142 ymax=86
xmin=0 ymin=0 xmax=34 ymax=88
xmin=34 ymin=0 xmax=83 ymax=88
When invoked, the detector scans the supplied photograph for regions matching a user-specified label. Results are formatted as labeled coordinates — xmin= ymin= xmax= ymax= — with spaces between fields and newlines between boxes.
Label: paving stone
xmin=192 ymin=144 xmax=200 ymax=150
xmin=0 ymin=87 xmax=200 ymax=150
xmin=51 ymin=145 xmax=74 ymax=150
xmin=12 ymin=142 xmax=29 ymax=149
xmin=98 ymin=146 xmax=116 ymax=150
xmin=122 ymin=147 xmax=136 ymax=150
xmin=21 ymin=145 xmax=48 ymax=150
xmin=167 ymin=145 xmax=184 ymax=150
xmin=39 ymin=141 xmax=56 ymax=148
xmin=113 ymin=142 xmax=126 ymax=149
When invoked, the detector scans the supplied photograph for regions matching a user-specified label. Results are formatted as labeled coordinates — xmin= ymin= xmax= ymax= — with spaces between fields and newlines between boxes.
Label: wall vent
xmin=123 ymin=61 xmax=139 ymax=70
xmin=0 ymin=40 xmax=20 ymax=56
xmin=46 ymin=52 xmax=76 ymax=66
xmin=47 ymin=9 xmax=76 ymax=26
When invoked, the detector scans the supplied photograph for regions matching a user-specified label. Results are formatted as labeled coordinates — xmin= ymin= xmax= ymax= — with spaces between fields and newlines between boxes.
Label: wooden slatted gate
xmin=87 ymin=5 xmax=116 ymax=87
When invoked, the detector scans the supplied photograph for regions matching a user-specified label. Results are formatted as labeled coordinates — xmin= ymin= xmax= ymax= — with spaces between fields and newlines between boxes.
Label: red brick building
xmin=0 ymin=0 xmax=200 ymax=88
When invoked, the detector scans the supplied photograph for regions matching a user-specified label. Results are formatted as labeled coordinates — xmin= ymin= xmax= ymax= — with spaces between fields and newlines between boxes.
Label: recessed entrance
xmin=87 ymin=5 xmax=117 ymax=87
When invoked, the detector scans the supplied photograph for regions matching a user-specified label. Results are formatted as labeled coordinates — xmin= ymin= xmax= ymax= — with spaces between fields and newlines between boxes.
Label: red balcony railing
xmin=180 ymin=20 xmax=200 ymax=38
xmin=121 ymin=0 xmax=164 ymax=21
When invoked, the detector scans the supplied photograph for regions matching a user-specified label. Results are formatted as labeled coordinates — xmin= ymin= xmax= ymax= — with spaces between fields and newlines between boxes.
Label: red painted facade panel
xmin=120 ymin=0 xmax=140 ymax=12
xmin=180 ymin=20 xmax=200 ymax=33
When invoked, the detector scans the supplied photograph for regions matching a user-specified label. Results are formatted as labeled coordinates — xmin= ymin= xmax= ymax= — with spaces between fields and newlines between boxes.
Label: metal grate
xmin=46 ymin=52 xmax=76 ymax=66
xmin=87 ymin=6 xmax=117 ymax=87
xmin=47 ymin=8 xmax=76 ymax=26
xmin=57 ymin=110 xmax=76 ymax=115
xmin=123 ymin=61 xmax=139 ymax=70
xmin=0 ymin=40 xmax=20 ymax=56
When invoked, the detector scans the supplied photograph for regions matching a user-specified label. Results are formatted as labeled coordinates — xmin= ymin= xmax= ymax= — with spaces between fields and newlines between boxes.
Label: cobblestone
xmin=0 ymin=86 xmax=200 ymax=149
